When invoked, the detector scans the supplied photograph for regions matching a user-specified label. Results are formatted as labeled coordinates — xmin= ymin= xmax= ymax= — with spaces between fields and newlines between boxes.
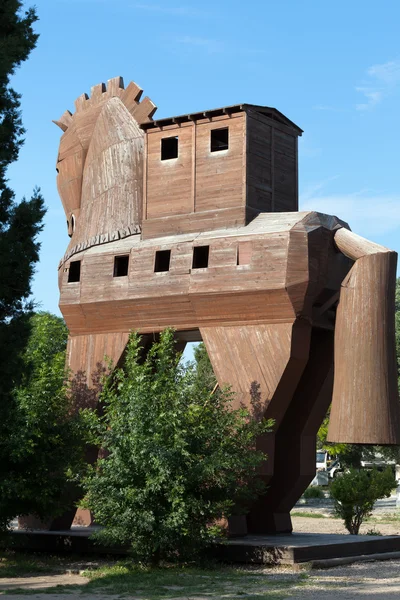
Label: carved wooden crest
xmin=54 ymin=76 xmax=156 ymax=258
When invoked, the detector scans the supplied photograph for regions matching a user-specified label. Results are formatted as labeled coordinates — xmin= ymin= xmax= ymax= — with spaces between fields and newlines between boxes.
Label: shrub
xmin=366 ymin=528 xmax=382 ymax=536
xmin=330 ymin=467 xmax=395 ymax=534
xmin=83 ymin=330 xmax=272 ymax=564
xmin=303 ymin=486 xmax=324 ymax=500
xmin=0 ymin=312 xmax=90 ymax=533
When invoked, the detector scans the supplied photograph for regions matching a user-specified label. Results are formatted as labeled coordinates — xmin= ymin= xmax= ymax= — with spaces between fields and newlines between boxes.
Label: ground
xmin=292 ymin=492 xmax=400 ymax=536
xmin=2 ymin=559 xmax=400 ymax=599
xmin=1 ymin=495 xmax=399 ymax=599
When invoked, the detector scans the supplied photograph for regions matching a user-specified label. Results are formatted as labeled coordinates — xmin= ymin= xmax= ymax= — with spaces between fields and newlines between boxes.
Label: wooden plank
xmin=53 ymin=110 xmax=73 ymax=132
xmin=106 ymin=76 xmax=124 ymax=98
xmin=237 ymin=241 xmax=252 ymax=265
xmin=131 ymin=96 xmax=157 ymax=125
xmin=143 ymin=129 xmax=148 ymax=220
xmin=90 ymin=82 xmax=106 ymax=104
xmin=191 ymin=122 xmax=196 ymax=212
xmin=121 ymin=81 xmax=143 ymax=112
xmin=146 ymin=125 xmax=193 ymax=218
xmin=271 ymin=125 xmax=275 ymax=211
xmin=195 ymin=115 xmax=245 ymax=213
xmin=67 ymin=331 xmax=129 ymax=389
xmin=245 ymin=108 xmax=300 ymax=141
xmin=142 ymin=206 xmax=246 ymax=240
xmin=328 ymin=229 xmax=400 ymax=444
xmin=74 ymin=93 xmax=89 ymax=113
xmin=147 ymin=112 xmax=243 ymax=134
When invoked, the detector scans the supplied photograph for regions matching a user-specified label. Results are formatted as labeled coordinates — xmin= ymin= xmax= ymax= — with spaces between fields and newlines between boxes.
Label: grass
xmin=79 ymin=563 xmax=306 ymax=598
xmin=291 ymin=511 xmax=330 ymax=519
xmin=0 ymin=550 xmax=106 ymax=579
xmin=0 ymin=552 xmax=58 ymax=578
xmin=292 ymin=510 xmax=400 ymax=526
xmin=365 ymin=513 xmax=400 ymax=524
xmin=0 ymin=553 xmax=308 ymax=598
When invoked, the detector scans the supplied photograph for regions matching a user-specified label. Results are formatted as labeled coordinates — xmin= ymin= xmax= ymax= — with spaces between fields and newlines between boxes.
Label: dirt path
xmin=292 ymin=514 xmax=400 ymax=536
xmin=0 ymin=573 xmax=89 ymax=598
xmin=293 ymin=559 xmax=400 ymax=599
xmin=292 ymin=494 xmax=400 ymax=535
xmin=2 ymin=562 xmax=400 ymax=599
xmin=2 ymin=508 xmax=400 ymax=599
xmin=2 ymin=560 xmax=400 ymax=599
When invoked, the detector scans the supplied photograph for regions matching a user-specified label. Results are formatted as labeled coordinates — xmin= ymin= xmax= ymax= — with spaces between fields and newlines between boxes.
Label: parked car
xmin=360 ymin=452 xmax=396 ymax=470
xmin=316 ymin=451 xmax=342 ymax=479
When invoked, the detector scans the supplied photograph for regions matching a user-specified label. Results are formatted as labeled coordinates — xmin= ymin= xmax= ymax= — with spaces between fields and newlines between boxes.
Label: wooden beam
xmin=328 ymin=228 xmax=400 ymax=444
xmin=334 ymin=226 xmax=390 ymax=259
xmin=315 ymin=291 xmax=340 ymax=317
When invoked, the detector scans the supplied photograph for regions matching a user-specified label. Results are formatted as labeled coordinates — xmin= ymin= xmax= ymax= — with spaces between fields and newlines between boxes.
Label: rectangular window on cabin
xmin=192 ymin=246 xmax=209 ymax=269
xmin=210 ymin=127 xmax=229 ymax=152
xmin=161 ymin=136 xmax=178 ymax=160
xmin=68 ymin=260 xmax=81 ymax=283
xmin=114 ymin=255 xmax=129 ymax=277
xmin=154 ymin=249 xmax=171 ymax=272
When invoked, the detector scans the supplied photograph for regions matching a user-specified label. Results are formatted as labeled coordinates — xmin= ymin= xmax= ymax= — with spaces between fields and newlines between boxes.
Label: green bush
xmin=0 ymin=312 xmax=88 ymax=532
xmin=83 ymin=330 xmax=272 ymax=564
xmin=330 ymin=467 xmax=395 ymax=534
xmin=303 ymin=486 xmax=324 ymax=499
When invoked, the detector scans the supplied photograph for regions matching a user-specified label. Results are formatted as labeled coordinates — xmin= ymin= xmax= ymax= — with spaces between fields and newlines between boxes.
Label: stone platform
xmin=218 ymin=532 xmax=400 ymax=564
xmin=9 ymin=528 xmax=400 ymax=565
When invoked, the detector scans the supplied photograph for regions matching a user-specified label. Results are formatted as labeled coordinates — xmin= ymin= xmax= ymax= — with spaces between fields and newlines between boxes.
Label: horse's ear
xmin=53 ymin=110 xmax=73 ymax=132
xmin=328 ymin=228 xmax=400 ymax=444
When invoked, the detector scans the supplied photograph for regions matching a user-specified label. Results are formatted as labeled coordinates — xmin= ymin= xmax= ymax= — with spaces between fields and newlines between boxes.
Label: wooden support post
xmin=328 ymin=228 xmax=400 ymax=444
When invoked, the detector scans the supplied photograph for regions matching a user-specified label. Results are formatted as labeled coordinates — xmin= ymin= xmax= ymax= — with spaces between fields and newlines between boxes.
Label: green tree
xmin=0 ymin=1 xmax=45 ymax=444
xmin=396 ymin=278 xmax=400 ymax=385
xmin=192 ymin=342 xmax=217 ymax=393
xmin=330 ymin=467 xmax=395 ymax=534
xmin=83 ymin=330 xmax=271 ymax=564
xmin=0 ymin=312 xmax=87 ymax=530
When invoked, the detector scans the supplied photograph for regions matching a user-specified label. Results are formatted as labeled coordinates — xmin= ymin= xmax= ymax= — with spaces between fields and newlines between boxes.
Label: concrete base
xmin=9 ymin=528 xmax=125 ymax=556
xmin=8 ymin=528 xmax=400 ymax=566
xmin=219 ymin=533 xmax=400 ymax=565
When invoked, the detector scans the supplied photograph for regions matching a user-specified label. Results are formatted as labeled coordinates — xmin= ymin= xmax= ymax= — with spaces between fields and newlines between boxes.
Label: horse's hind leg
xmin=246 ymin=327 xmax=334 ymax=533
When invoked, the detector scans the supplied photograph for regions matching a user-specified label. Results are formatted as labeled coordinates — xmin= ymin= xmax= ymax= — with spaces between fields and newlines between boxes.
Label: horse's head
xmin=54 ymin=77 xmax=156 ymax=251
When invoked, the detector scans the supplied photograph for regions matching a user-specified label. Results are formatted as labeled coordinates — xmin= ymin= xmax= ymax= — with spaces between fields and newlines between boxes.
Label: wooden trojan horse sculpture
xmin=54 ymin=76 xmax=400 ymax=534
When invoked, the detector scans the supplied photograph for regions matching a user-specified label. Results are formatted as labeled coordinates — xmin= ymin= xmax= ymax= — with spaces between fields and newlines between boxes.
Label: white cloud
xmin=367 ymin=60 xmax=400 ymax=85
xmin=300 ymin=176 xmax=340 ymax=202
xmin=134 ymin=3 xmax=206 ymax=16
xmin=298 ymin=135 xmax=322 ymax=159
xmin=355 ymin=87 xmax=383 ymax=111
xmin=174 ymin=36 xmax=225 ymax=54
xmin=301 ymin=189 xmax=400 ymax=237
xmin=312 ymin=105 xmax=347 ymax=113
xmin=356 ymin=59 xmax=400 ymax=111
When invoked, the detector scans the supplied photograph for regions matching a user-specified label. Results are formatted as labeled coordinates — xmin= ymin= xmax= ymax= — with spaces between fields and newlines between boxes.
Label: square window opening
xmin=114 ymin=255 xmax=129 ymax=277
xmin=161 ymin=136 xmax=178 ymax=160
xmin=210 ymin=127 xmax=229 ymax=152
xmin=68 ymin=260 xmax=81 ymax=283
xmin=192 ymin=246 xmax=209 ymax=269
xmin=154 ymin=249 xmax=171 ymax=272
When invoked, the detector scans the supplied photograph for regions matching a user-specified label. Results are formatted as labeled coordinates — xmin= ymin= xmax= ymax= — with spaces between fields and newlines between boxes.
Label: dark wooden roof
xmin=141 ymin=103 xmax=303 ymax=134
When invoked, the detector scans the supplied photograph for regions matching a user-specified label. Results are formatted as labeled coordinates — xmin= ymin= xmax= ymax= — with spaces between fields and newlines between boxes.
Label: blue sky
xmin=8 ymin=0 xmax=400 ymax=318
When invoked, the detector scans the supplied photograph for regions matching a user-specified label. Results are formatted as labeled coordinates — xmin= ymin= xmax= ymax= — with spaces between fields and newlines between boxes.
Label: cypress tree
xmin=0 ymin=2 xmax=45 ymax=447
